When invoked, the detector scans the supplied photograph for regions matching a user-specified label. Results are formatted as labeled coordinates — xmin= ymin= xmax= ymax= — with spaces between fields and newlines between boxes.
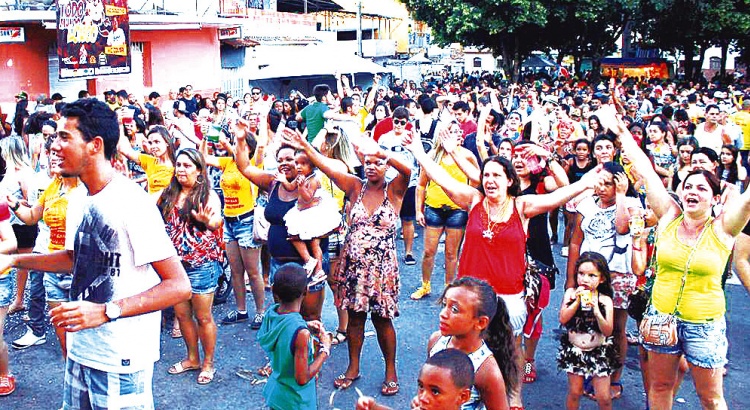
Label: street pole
xmin=304 ymin=0 xmax=307 ymax=14
xmin=357 ymin=1 xmax=363 ymax=57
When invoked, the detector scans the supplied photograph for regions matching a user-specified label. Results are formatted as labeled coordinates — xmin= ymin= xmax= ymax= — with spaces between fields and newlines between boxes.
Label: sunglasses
xmin=252 ymin=92 xmax=261 ymax=96
xmin=393 ymin=119 xmax=408 ymax=126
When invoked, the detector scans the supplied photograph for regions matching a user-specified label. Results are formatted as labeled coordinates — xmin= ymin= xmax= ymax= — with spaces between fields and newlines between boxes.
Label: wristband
xmin=319 ymin=346 xmax=330 ymax=356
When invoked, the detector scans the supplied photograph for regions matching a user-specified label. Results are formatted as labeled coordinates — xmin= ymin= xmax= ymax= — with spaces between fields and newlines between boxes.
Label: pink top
xmin=458 ymin=200 xmax=526 ymax=295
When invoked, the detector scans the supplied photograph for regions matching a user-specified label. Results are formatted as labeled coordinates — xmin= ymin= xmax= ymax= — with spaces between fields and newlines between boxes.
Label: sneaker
xmin=0 ymin=374 xmax=15 ymax=396
xmin=308 ymin=270 xmax=328 ymax=287
xmin=404 ymin=254 xmax=417 ymax=265
xmin=250 ymin=313 xmax=264 ymax=330
xmin=221 ymin=310 xmax=249 ymax=325
xmin=11 ymin=327 xmax=46 ymax=350
xmin=303 ymin=258 xmax=318 ymax=275
xmin=410 ymin=282 xmax=431 ymax=300
xmin=561 ymin=246 xmax=569 ymax=257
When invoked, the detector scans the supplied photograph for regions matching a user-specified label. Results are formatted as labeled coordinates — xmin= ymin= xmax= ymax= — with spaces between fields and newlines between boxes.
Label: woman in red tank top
xmin=404 ymin=125 xmax=602 ymax=410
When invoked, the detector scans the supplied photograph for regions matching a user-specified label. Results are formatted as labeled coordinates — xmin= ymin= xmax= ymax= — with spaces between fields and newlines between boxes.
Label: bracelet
xmin=10 ymin=202 xmax=19 ymax=212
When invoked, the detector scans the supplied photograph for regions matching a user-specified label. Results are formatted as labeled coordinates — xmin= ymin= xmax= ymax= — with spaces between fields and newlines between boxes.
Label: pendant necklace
xmin=483 ymin=197 xmax=510 ymax=240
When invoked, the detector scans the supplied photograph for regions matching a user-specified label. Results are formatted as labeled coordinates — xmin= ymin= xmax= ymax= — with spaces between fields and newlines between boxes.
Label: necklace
xmin=482 ymin=197 xmax=510 ymax=240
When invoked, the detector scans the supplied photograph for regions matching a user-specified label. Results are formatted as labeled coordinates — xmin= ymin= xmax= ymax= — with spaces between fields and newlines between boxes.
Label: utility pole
xmin=304 ymin=0 xmax=307 ymax=14
xmin=357 ymin=0 xmax=363 ymax=57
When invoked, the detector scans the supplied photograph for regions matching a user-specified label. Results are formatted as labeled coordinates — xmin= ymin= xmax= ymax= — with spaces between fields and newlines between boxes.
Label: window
xmin=473 ymin=57 xmax=482 ymax=68
xmin=709 ymin=57 xmax=721 ymax=70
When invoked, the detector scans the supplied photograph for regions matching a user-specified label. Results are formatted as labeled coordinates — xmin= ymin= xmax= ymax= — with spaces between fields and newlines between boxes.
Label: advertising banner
xmin=56 ymin=0 xmax=131 ymax=79
xmin=0 ymin=27 xmax=25 ymax=43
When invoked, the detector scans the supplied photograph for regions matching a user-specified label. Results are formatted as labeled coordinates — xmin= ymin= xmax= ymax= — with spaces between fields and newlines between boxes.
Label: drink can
xmin=579 ymin=289 xmax=593 ymax=311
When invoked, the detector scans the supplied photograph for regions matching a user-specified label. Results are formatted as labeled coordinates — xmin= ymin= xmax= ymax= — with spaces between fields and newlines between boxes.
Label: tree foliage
xmin=399 ymin=0 xmax=750 ymax=80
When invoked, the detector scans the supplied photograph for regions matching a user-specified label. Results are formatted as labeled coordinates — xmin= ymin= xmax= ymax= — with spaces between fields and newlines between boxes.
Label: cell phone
xmin=286 ymin=120 xmax=298 ymax=129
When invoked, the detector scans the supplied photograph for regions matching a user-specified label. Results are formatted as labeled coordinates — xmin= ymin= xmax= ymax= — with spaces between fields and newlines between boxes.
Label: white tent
xmin=406 ymin=54 xmax=432 ymax=65
xmin=251 ymin=43 xmax=391 ymax=80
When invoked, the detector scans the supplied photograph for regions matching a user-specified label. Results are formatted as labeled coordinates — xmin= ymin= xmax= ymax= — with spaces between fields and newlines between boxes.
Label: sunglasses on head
xmin=393 ymin=119 xmax=408 ymax=126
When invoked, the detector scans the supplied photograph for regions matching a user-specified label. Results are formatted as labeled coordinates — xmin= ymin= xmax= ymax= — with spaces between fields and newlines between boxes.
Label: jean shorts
xmin=223 ymin=211 xmax=262 ymax=249
xmin=185 ymin=260 xmax=222 ymax=295
xmin=0 ymin=273 xmax=14 ymax=307
xmin=44 ymin=272 xmax=72 ymax=303
xmin=642 ymin=307 xmax=728 ymax=369
xmin=270 ymin=253 xmax=329 ymax=293
xmin=424 ymin=205 xmax=469 ymax=229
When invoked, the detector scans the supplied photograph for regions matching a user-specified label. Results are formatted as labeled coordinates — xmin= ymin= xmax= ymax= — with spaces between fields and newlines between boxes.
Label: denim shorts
xmin=269 ymin=253 xmax=329 ymax=293
xmin=185 ymin=261 xmax=222 ymax=295
xmin=424 ymin=205 xmax=469 ymax=229
xmin=399 ymin=186 xmax=417 ymax=221
xmin=223 ymin=212 xmax=262 ymax=249
xmin=642 ymin=307 xmax=728 ymax=369
xmin=0 ymin=273 xmax=14 ymax=307
xmin=44 ymin=272 xmax=72 ymax=303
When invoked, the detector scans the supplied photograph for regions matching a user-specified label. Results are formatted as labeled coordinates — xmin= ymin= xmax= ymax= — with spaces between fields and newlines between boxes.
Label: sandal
xmin=170 ymin=327 xmax=182 ymax=339
xmin=333 ymin=373 xmax=361 ymax=390
xmin=523 ymin=359 xmax=536 ymax=383
xmin=329 ymin=330 xmax=347 ymax=345
xmin=7 ymin=304 xmax=25 ymax=315
xmin=611 ymin=381 xmax=624 ymax=400
xmin=197 ymin=368 xmax=216 ymax=385
xmin=168 ymin=361 xmax=200 ymax=375
xmin=381 ymin=380 xmax=399 ymax=396
xmin=583 ymin=376 xmax=596 ymax=400
xmin=257 ymin=363 xmax=272 ymax=377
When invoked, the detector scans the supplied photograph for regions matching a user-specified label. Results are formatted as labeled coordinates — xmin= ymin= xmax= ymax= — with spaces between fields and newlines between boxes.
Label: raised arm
xmin=404 ymin=128 xmax=481 ymax=211
xmin=233 ymin=121 xmax=276 ymax=191
xmin=281 ymin=128 xmax=361 ymax=199
xmin=519 ymin=165 xmax=601 ymax=219
xmin=117 ymin=129 xmax=142 ymax=164
xmin=718 ymin=185 xmax=750 ymax=237
xmin=449 ymin=148 xmax=481 ymax=186
xmin=199 ymin=137 xmax=220 ymax=169
xmin=612 ymin=119 xmax=680 ymax=221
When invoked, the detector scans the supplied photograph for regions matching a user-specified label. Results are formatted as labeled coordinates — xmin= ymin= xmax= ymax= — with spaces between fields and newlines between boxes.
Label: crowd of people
xmin=0 ymin=71 xmax=749 ymax=410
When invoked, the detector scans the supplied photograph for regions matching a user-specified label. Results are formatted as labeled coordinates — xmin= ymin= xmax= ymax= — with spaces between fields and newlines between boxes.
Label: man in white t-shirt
xmin=695 ymin=104 xmax=732 ymax=155
xmin=0 ymin=98 xmax=190 ymax=409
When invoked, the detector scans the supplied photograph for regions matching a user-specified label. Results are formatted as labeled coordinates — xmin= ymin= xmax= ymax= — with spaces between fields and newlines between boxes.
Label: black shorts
xmin=399 ymin=186 xmax=417 ymax=221
xmin=13 ymin=223 xmax=38 ymax=249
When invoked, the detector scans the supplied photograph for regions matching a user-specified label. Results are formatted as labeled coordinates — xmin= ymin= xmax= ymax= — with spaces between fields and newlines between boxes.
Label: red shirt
xmin=458 ymin=201 xmax=526 ymax=295
xmin=459 ymin=119 xmax=478 ymax=138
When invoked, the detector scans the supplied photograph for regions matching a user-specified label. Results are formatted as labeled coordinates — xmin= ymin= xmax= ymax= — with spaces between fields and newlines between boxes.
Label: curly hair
xmin=442 ymin=277 xmax=519 ymax=392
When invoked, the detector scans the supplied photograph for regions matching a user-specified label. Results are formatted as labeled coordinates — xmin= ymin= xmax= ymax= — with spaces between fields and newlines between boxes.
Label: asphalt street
xmin=3 ymin=225 xmax=749 ymax=409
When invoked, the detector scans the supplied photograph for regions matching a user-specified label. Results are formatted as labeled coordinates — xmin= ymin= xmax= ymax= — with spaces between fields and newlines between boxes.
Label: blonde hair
xmin=0 ymin=136 xmax=31 ymax=169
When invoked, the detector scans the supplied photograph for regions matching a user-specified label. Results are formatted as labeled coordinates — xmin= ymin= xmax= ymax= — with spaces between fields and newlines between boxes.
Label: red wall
xmin=0 ymin=25 xmax=55 ymax=101
xmin=0 ymin=25 xmax=221 ymax=106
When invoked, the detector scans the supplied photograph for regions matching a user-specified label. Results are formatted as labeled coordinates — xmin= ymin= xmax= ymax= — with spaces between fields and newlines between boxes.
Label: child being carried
xmin=282 ymin=154 xmax=341 ymax=286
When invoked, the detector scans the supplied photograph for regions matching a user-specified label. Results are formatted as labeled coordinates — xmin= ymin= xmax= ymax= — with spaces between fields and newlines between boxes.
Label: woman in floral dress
xmin=281 ymin=128 xmax=411 ymax=396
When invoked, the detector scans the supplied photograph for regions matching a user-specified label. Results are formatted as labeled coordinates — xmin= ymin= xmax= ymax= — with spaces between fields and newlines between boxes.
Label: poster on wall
xmin=56 ymin=0 xmax=131 ymax=79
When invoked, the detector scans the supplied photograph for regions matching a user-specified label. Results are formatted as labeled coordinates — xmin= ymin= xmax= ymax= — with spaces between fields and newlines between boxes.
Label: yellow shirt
xmin=424 ymin=157 xmax=466 ymax=210
xmin=356 ymin=107 xmax=369 ymax=132
xmin=219 ymin=157 xmax=257 ymax=217
xmin=38 ymin=177 xmax=79 ymax=252
xmin=730 ymin=111 xmax=750 ymax=151
xmin=139 ymin=154 xmax=174 ymax=194
xmin=652 ymin=216 xmax=730 ymax=323
xmin=320 ymin=172 xmax=345 ymax=210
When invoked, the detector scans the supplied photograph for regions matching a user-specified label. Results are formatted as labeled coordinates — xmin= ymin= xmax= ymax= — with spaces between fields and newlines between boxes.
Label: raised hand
xmin=614 ymin=172 xmax=629 ymax=195
xmin=191 ymin=201 xmax=216 ymax=225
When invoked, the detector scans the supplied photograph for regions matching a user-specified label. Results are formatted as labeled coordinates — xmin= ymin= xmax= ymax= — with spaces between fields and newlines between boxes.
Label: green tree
xmin=399 ymin=0 xmax=636 ymax=80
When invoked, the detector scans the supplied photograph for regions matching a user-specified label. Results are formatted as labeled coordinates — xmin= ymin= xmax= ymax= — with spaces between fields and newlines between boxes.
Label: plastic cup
xmin=207 ymin=125 xmax=222 ymax=143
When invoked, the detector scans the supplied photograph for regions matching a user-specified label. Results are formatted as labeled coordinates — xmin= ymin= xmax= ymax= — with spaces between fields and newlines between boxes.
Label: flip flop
xmin=7 ymin=304 xmax=25 ymax=315
xmin=523 ymin=359 xmax=537 ymax=383
xmin=171 ymin=327 xmax=183 ymax=339
xmin=583 ymin=376 xmax=596 ymax=400
xmin=381 ymin=380 xmax=399 ymax=396
xmin=611 ymin=381 xmax=624 ymax=400
xmin=329 ymin=330 xmax=347 ymax=345
xmin=168 ymin=361 xmax=200 ymax=375
xmin=333 ymin=373 xmax=361 ymax=390
xmin=197 ymin=368 xmax=216 ymax=385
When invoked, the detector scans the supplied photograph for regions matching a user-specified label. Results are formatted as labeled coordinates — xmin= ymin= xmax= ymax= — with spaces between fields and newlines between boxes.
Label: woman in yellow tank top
xmin=615 ymin=119 xmax=750 ymax=410
xmin=117 ymin=125 xmax=176 ymax=196
xmin=411 ymin=121 xmax=479 ymax=300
